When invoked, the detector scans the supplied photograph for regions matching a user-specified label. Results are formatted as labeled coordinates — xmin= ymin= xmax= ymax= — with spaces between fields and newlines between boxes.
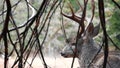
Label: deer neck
xmin=78 ymin=39 xmax=99 ymax=68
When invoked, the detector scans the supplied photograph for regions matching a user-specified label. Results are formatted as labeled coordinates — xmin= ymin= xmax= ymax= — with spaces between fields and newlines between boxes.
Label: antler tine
xmin=61 ymin=3 xmax=81 ymax=24
xmin=61 ymin=3 xmax=86 ymax=37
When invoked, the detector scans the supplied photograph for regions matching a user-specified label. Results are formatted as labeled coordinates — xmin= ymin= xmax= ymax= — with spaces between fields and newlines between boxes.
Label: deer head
xmin=60 ymin=4 xmax=104 ymax=68
xmin=61 ymin=3 xmax=120 ymax=68
xmin=61 ymin=23 xmax=100 ymax=58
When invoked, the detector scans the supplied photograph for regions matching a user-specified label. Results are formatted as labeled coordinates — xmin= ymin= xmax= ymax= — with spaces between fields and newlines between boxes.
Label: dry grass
xmin=0 ymin=56 xmax=79 ymax=68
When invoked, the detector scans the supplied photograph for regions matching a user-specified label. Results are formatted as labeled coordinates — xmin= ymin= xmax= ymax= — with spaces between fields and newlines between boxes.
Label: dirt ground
xmin=0 ymin=56 xmax=79 ymax=68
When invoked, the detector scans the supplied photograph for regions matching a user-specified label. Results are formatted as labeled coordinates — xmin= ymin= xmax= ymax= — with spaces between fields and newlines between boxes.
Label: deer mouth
xmin=61 ymin=52 xmax=73 ymax=58
xmin=61 ymin=53 xmax=69 ymax=58
xmin=62 ymin=55 xmax=68 ymax=58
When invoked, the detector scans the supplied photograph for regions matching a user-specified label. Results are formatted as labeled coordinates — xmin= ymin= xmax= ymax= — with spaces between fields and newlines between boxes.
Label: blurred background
xmin=0 ymin=0 xmax=120 ymax=68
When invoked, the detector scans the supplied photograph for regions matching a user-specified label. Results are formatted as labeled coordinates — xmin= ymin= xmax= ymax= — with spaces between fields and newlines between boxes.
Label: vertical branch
xmin=2 ymin=0 xmax=11 ymax=68
xmin=60 ymin=0 xmax=67 ymax=40
xmin=90 ymin=0 xmax=95 ymax=23
xmin=98 ymin=0 xmax=108 ymax=68
xmin=72 ymin=0 xmax=88 ymax=68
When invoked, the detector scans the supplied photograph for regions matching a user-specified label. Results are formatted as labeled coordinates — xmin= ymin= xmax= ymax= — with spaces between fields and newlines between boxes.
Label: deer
xmin=60 ymin=5 xmax=120 ymax=68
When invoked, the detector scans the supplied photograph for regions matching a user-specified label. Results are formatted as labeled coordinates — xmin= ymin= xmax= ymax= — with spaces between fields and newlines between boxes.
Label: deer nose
xmin=60 ymin=52 xmax=65 ymax=56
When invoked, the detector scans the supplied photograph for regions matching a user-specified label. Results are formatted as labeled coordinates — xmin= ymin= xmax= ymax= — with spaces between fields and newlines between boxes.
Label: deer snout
xmin=60 ymin=52 xmax=68 ymax=58
xmin=60 ymin=52 xmax=65 ymax=56
xmin=60 ymin=45 xmax=76 ymax=58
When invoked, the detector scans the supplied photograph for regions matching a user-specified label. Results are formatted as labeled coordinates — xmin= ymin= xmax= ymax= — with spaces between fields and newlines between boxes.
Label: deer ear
xmin=92 ymin=23 xmax=100 ymax=37
xmin=85 ymin=23 xmax=94 ymax=36
xmin=85 ymin=23 xmax=100 ymax=37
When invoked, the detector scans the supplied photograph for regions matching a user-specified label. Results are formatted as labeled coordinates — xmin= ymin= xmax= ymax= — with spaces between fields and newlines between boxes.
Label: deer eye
xmin=78 ymin=39 xmax=84 ymax=44
xmin=66 ymin=39 xmax=69 ymax=43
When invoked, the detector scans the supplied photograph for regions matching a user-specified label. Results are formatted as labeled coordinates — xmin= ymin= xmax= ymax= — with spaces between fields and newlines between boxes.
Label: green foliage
xmin=108 ymin=9 xmax=120 ymax=46
xmin=109 ymin=10 xmax=120 ymax=34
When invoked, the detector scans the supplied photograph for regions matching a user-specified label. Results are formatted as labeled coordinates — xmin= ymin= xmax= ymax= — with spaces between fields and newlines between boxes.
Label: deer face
xmin=61 ymin=44 xmax=76 ymax=58
xmin=61 ymin=37 xmax=78 ymax=58
xmin=61 ymin=35 xmax=85 ymax=58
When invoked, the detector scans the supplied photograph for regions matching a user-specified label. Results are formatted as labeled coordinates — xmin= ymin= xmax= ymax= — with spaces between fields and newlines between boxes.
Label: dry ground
xmin=0 ymin=56 xmax=79 ymax=68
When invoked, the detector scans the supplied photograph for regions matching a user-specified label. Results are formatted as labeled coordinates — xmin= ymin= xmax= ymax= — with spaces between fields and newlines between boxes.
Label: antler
xmin=61 ymin=3 xmax=85 ymax=36
xmin=61 ymin=4 xmax=81 ymax=24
